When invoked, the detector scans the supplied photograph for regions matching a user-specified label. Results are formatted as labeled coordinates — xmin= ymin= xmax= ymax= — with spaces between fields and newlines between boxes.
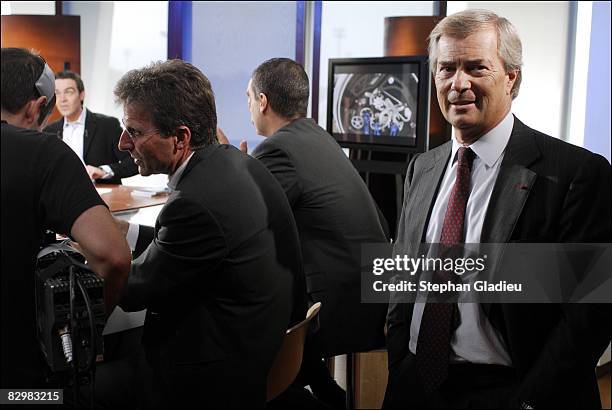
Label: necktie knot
xmin=457 ymin=147 xmax=475 ymax=169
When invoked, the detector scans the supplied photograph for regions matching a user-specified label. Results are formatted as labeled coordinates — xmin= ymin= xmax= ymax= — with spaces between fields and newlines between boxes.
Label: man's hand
xmin=86 ymin=165 xmax=108 ymax=180
xmin=216 ymin=127 xmax=230 ymax=145
xmin=216 ymin=127 xmax=248 ymax=153
xmin=239 ymin=140 xmax=248 ymax=153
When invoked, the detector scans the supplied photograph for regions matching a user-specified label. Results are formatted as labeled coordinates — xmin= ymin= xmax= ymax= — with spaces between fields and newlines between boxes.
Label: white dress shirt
xmin=62 ymin=108 xmax=87 ymax=164
xmin=126 ymin=152 xmax=194 ymax=250
xmin=409 ymin=111 xmax=515 ymax=366
xmin=62 ymin=108 xmax=116 ymax=178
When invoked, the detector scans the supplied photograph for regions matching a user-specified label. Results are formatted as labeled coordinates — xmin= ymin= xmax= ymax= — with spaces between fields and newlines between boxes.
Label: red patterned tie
xmin=416 ymin=146 xmax=475 ymax=394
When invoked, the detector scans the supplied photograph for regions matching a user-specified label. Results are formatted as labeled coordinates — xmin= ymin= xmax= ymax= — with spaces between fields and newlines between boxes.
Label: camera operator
xmin=1 ymin=48 xmax=131 ymax=389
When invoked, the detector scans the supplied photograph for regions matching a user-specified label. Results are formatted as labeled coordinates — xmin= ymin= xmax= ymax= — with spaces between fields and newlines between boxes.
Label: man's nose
xmin=451 ymin=70 xmax=471 ymax=92
xmin=118 ymin=129 xmax=133 ymax=152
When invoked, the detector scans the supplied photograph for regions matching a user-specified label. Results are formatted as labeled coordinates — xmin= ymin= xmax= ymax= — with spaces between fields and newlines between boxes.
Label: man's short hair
xmin=428 ymin=9 xmax=523 ymax=99
xmin=1 ymin=48 xmax=46 ymax=114
xmin=114 ymin=59 xmax=217 ymax=149
xmin=251 ymin=58 xmax=309 ymax=119
xmin=56 ymin=70 xmax=85 ymax=93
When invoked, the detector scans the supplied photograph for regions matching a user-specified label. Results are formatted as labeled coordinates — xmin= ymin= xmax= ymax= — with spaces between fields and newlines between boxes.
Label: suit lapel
xmin=57 ymin=118 xmax=66 ymax=139
xmin=481 ymin=116 xmax=540 ymax=243
xmin=414 ymin=143 xmax=452 ymax=244
xmin=397 ymin=142 xmax=451 ymax=253
xmin=83 ymin=109 xmax=95 ymax=160
xmin=395 ymin=144 xmax=450 ymax=321
xmin=480 ymin=117 xmax=540 ymax=327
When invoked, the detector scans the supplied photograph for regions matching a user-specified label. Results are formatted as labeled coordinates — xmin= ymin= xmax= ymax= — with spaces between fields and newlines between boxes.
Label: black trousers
xmin=383 ymin=352 xmax=520 ymax=409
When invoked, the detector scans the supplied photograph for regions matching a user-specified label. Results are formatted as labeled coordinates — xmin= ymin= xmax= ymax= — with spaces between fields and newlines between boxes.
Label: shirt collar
xmin=64 ymin=107 xmax=86 ymax=127
xmin=450 ymin=111 xmax=514 ymax=168
xmin=167 ymin=152 xmax=194 ymax=191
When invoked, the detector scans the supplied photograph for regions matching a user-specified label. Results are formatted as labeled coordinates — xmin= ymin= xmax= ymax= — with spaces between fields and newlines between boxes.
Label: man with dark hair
xmin=111 ymin=59 xmax=306 ymax=408
xmin=241 ymin=57 xmax=388 ymax=407
xmin=384 ymin=10 xmax=611 ymax=409
xmin=1 ymin=48 xmax=131 ymax=388
xmin=44 ymin=70 xmax=137 ymax=184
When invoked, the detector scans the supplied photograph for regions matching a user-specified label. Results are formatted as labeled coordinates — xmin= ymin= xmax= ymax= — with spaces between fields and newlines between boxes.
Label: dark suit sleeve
xmin=102 ymin=117 xmax=138 ymax=179
xmin=134 ymin=225 xmax=155 ymax=258
xmin=518 ymin=153 xmax=612 ymax=406
xmin=252 ymin=140 xmax=302 ymax=207
xmin=386 ymin=153 xmax=420 ymax=369
xmin=119 ymin=195 xmax=228 ymax=312
xmin=557 ymin=153 xmax=611 ymax=242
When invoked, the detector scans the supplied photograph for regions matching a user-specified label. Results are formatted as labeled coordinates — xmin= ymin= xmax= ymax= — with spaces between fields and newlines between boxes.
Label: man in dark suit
xmin=44 ymin=70 xmax=137 ymax=184
xmin=384 ymin=9 xmax=611 ymax=409
xmin=241 ymin=57 xmax=388 ymax=406
xmin=111 ymin=60 xmax=306 ymax=408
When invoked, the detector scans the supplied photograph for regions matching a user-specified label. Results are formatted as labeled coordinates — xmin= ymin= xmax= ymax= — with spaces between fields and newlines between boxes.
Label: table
xmin=96 ymin=183 xmax=169 ymax=213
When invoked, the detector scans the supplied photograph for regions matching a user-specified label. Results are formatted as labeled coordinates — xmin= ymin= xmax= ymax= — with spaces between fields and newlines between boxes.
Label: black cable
xmin=365 ymin=149 xmax=372 ymax=186
xmin=69 ymin=265 xmax=78 ymax=408
xmin=76 ymin=276 xmax=96 ymax=410
xmin=76 ymin=277 xmax=96 ymax=372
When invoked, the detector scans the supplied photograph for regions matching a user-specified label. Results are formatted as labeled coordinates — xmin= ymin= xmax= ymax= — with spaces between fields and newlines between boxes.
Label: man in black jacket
xmin=384 ymin=9 xmax=611 ymax=409
xmin=44 ymin=71 xmax=137 ymax=184
xmin=242 ymin=57 xmax=389 ymax=407
xmin=111 ymin=59 xmax=306 ymax=408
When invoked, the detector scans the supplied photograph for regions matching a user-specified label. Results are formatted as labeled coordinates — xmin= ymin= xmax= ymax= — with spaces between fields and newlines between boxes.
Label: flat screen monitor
xmin=327 ymin=56 xmax=429 ymax=151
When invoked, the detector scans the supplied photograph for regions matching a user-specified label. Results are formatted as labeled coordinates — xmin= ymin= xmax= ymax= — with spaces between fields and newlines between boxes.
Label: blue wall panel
xmin=583 ymin=1 xmax=611 ymax=162
xmin=191 ymin=1 xmax=297 ymax=151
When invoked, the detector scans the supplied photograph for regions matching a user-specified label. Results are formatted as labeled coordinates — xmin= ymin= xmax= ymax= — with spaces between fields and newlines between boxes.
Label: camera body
xmin=35 ymin=242 xmax=106 ymax=372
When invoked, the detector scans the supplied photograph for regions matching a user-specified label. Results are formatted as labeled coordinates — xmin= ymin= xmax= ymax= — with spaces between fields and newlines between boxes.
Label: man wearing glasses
xmin=109 ymin=59 xmax=306 ymax=408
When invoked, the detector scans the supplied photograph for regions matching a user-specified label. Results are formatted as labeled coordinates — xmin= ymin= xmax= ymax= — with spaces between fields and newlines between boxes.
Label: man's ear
xmin=80 ymin=90 xmax=86 ymax=106
xmin=175 ymin=125 xmax=192 ymax=150
xmin=259 ymin=93 xmax=268 ymax=114
xmin=23 ymin=96 xmax=47 ymax=129
xmin=506 ymin=69 xmax=518 ymax=95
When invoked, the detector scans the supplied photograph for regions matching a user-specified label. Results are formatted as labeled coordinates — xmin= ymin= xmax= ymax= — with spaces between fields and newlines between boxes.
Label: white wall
xmin=64 ymin=1 xmax=168 ymax=122
xmin=1 ymin=1 xmax=54 ymax=15
xmin=447 ymin=1 xmax=571 ymax=140
xmin=63 ymin=1 xmax=169 ymax=187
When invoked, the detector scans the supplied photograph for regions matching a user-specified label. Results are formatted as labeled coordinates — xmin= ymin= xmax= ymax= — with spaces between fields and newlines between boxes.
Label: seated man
xmin=244 ymin=58 xmax=389 ymax=407
xmin=112 ymin=60 xmax=307 ymax=408
xmin=44 ymin=70 xmax=138 ymax=183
